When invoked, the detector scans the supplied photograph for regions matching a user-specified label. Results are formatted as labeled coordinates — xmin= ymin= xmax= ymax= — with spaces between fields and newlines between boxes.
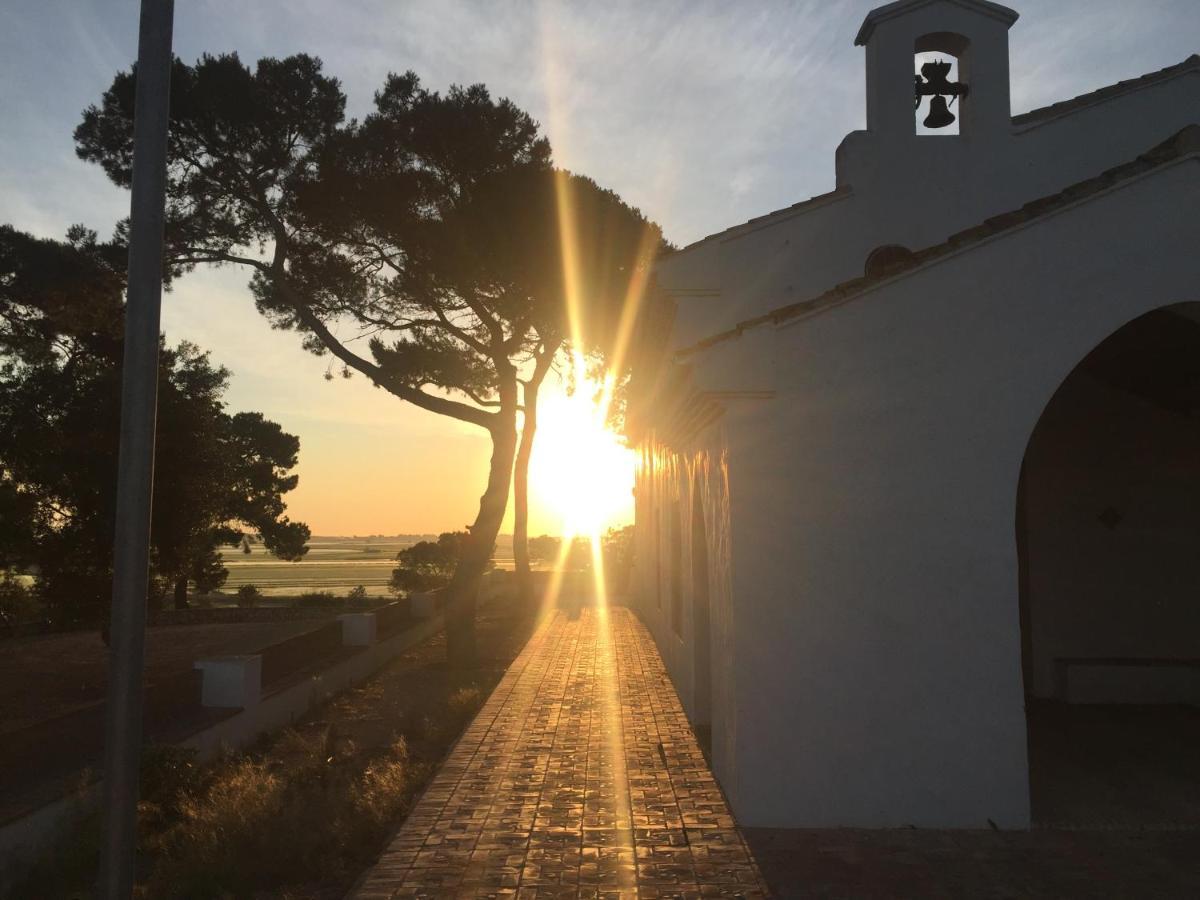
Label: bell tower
xmin=856 ymin=0 xmax=1018 ymax=140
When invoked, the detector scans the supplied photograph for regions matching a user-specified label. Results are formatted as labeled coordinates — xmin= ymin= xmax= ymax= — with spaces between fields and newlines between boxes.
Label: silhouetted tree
xmin=0 ymin=226 xmax=125 ymax=576
xmin=426 ymin=168 xmax=663 ymax=597
xmin=151 ymin=397 xmax=310 ymax=609
xmin=388 ymin=530 xmax=478 ymax=594
xmin=526 ymin=534 xmax=561 ymax=564
xmin=75 ymin=53 xmax=661 ymax=661
xmin=0 ymin=224 xmax=126 ymax=361
xmin=0 ymin=226 xmax=309 ymax=623
xmin=601 ymin=524 xmax=635 ymax=593
xmin=565 ymin=537 xmax=593 ymax=572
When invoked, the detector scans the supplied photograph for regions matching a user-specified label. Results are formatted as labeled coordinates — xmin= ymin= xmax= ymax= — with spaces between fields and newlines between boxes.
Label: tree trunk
xmin=513 ymin=378 xmax=539 ymax=603
xmin=444 ymin=379 xmax=519 ymax=669
xmin=173 ymin=575 xmax=189 ymax=610
xmin=513 ymin=347 xmax=556 ymax=604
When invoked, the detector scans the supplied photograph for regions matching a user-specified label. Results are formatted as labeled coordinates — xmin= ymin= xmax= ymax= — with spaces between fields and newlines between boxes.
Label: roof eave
xmin=855 ymin=0 xmax=1019 ymax=46
xmin=675 ymin=125 xmax=1200 ymax=362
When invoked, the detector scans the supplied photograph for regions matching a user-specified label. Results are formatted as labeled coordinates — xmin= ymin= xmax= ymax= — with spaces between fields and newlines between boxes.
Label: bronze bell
xmin=923 ymin=94 xmax=956 ymax=129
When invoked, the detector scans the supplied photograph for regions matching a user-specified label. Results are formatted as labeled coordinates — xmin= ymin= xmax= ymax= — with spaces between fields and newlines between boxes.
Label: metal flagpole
xmin=97 ymin=1 xmax=174 ymax=896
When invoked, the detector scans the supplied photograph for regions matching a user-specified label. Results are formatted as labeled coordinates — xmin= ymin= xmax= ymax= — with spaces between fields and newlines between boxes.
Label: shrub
xmin=527 ymin=534 xmax=561 ymax=562
xmin=346 ymin=584 xmax=369 ymax=605
xmin=139 ymin=744 xmax=206 ymax=832
xmin=418 ymin=686 xmax=483 ymax=744
xmin=147 ymin=755 xmax=289 ymax=895
xmin=141 ymin=744 xmax=203 ymax=802
xmin=236 ymin=584 xmax=262 ymax=608
xmin=352 ymin=736 xmax=410 ymax=827
xmin=0 ymin=573 xmax=42 ymax=631
xmin=447 ymin=685 xmax=482 ymax=715
xmin=146 ymin=731 xmax=418 ymax=896
xmin=293 ymin=591 xmax=339 ymax=609
xmin=388 ymin=531 xmax=470 ymax=594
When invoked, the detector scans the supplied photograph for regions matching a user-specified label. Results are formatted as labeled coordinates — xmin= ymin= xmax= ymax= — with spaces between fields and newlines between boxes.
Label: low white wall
xmin=195 ymin=655 xmax=262 ymax=708
xmin=183 ymin=615 xmax=442 ymax=761
xmin=339 ymin=612 xmax=378 ymax=647
xmin=0 ymin=782 xmax=101 ymax=896
xmin=0 ymin=614 xmax=443 ymax=887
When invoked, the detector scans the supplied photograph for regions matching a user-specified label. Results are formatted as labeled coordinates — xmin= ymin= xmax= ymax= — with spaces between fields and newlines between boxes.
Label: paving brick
xmin=350 ymin=608 xmax=766 ymax=898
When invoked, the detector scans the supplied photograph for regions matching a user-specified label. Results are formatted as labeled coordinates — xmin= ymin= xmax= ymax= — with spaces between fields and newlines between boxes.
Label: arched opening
xmin=914 ymin=32 xmax=968 ymax=136
xmin=690 ymin=468 xmax=713 ymax=745
xmin=864 ymin=244 xmax=913 ymax=279
xmin=1017 ymin=303 xmax=1200 ymax=826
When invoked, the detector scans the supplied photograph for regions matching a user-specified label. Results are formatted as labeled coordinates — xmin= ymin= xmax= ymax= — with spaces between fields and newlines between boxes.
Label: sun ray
xmin=589 ymin=532 xmax=637 ymax=888
xmin=594 ymin=223 xmax=661 ymax=417
xmin=534 ymin=20 xmax=638 ymax=855
xmin=552 ymin=171 xmax=588 ymax=354
xmin=536 ymin=523 xmax=579 ymax=621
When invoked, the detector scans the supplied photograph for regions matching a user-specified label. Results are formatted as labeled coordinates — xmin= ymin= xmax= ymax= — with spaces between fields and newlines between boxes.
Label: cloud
xmin=3 ymin=0 xmax=1197 ymax=531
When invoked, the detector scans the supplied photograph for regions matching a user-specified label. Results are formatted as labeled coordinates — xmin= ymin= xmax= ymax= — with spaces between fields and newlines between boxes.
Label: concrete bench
xmin=196 ymin=611 xmax=383 ymax=708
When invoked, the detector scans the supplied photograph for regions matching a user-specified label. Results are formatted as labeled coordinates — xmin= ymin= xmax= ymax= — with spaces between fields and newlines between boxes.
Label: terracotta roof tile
xmin=1013 ymin=55 xmax=1200 ymax=128
xmin=665 ymin=187 xmax=851 ymax=257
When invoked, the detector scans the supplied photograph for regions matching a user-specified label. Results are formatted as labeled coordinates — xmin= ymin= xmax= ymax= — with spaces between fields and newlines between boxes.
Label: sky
xmin=2 ymin=0 xmax=1197 ymax=535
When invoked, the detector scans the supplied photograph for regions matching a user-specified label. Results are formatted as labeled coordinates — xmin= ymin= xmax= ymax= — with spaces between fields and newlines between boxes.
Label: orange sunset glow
xmin=528 ymin=380 xmax=636 ymax=538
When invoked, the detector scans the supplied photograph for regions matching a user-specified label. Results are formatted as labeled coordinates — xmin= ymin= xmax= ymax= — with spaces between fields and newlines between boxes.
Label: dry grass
xmin=448 ymin=685 xmax=482 ymax=713
xmin=141 ymin=729 xmax=421 ymax=898
xmin=6 ymin=600 xmax=529 ymax=900
xmin=353 ymin=737 xmax=412 ymax=827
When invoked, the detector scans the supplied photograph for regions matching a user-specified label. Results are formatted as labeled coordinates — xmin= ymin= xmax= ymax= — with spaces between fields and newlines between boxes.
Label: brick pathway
xmin=351 ymin=605 xmax=767 ymax=898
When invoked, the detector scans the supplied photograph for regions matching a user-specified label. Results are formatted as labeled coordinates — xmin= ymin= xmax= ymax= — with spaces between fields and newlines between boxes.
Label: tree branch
xmin=284 ymin=286 xmax=498 ymax=431
xmin=524 ymin=340 xmax=558 ymax=396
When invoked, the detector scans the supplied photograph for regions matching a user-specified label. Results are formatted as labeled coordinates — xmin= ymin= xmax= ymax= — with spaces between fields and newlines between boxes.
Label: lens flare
xmin=528 ymin=374 xmax=634 ymax=538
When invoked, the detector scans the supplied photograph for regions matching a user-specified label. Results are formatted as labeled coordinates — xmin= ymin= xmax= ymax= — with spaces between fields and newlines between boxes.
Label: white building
xmin=629 ymin=0 xmax=1200 ymax=828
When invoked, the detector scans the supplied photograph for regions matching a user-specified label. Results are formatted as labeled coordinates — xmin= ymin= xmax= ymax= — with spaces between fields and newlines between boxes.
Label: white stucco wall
xmin=655 ymin=0 xmax=1200 ymax=354
xmin=688 ymin=156 xmax=1200 ymax=827
xmin=633 ymin=420 xmax=743 ymax=805
xmin=634 ymin=0 xmax=1200 ymax=830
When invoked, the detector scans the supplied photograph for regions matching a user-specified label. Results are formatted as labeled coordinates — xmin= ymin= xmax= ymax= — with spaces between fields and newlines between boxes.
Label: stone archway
xmin=1016 ymin=302 xmax=1200 ymax=826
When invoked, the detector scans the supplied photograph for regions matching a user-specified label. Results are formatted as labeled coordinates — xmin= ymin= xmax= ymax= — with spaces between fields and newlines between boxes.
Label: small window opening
xmin=864 ymin=244 xmax=914 ymax=279
xmin=915 ymin=52 xmax=962 ymax=135
xmin=914 ymin=32 xmax=969 ymax=137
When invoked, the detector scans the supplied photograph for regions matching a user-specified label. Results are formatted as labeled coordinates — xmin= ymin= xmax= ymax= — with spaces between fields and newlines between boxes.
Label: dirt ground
xmin=0 ymin=619 xmax=328 ymax=733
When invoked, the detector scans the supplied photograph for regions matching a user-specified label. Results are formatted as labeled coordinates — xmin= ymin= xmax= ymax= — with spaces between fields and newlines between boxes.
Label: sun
xmin=528 ymin=382 xmax=635 ymax=538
